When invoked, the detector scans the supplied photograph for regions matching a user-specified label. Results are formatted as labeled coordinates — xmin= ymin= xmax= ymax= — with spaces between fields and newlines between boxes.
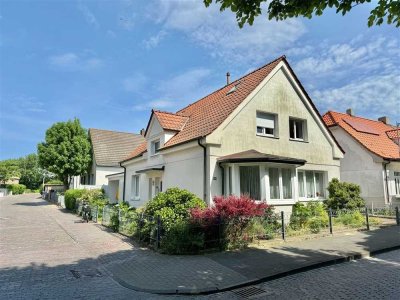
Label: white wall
xmin=330 ymin=126 xmax=386 ymax=206
xmin=95 ymin=166 xmax=123 ymax=186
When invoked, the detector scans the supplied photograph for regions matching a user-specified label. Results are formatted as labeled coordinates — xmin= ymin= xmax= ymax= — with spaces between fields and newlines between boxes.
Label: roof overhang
xmin=106 ymin=172 xmax=124 ymax=178
xmin=217 ymin=150 xmax=306 ymax=166
xmin=136 ymin=166 xmax=165 ymax=173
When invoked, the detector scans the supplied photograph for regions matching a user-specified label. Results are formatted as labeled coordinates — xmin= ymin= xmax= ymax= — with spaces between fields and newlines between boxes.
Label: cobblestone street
xmin=0 ymin=194 xmax=399 ymax=299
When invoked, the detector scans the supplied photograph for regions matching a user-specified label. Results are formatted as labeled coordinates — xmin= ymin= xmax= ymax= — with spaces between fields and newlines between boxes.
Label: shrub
xmin=7 ymin=184 xmax=26 ymax=195
xmin=64 ymin=189 xmax=85 ymax=210
xmin=144 ymin=188 xmax=206 ymax=231
xmin=190 ymin=195 xmax=268 ymax=249
xmin=290 ymin=202 xmax=328 ymax=233
xmin=160 ymin=221 xmax=204 ymax=254
xmin=335 ymin=210 xmax=365 ymax=228
xmin=325 ymin=178 xmax=365 ymax=210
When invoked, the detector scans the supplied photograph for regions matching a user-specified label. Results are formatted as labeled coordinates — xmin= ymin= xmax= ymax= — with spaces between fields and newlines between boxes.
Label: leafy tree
xmin=204 ymin=0 xmax=400 ymax=28
xmin=324 ymin=178 xmax=365 ymax=209
xmin=37 ymin=119 xmax=92 ymax=189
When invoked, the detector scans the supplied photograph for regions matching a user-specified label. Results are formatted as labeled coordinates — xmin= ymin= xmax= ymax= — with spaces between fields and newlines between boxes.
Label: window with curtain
xmin=298 ymin=171 xmax=305 ymax=197
xmin=269 ymin=168 xmax=280 ymax=199
xmin=282 ymin=168 xmax=292 ymax=199
xmin=315 ymin=172 xmax=324 ymax=197
xmin=131 ymin=175 xmax=140 ymax=198
xmin=240 ymin=166 xmax=260 ymax=200
xmin=306 ymin=171 xmax=315 ymax=198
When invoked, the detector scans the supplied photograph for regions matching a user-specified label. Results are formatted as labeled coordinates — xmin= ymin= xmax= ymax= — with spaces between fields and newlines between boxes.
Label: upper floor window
xmin=151 ymin=139 xmax=160 ymax=155
xmin=289 ymin=118 xmax=306 ymax=141
xmin=256 ymin=112 xmax=277 ymax=137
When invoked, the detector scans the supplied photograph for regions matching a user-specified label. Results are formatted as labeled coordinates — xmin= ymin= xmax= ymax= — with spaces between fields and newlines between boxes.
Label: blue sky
xmin=0 ymin=0 xmax=399 ymax=160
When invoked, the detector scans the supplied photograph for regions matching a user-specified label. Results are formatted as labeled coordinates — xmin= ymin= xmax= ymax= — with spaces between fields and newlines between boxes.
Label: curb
xmin=111 ymin=245 xmax=400 ymax=295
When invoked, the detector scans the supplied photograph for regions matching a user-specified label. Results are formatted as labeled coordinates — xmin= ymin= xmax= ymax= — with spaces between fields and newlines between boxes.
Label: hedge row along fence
xmin=64 ymin=188 xmax=400 ymax=255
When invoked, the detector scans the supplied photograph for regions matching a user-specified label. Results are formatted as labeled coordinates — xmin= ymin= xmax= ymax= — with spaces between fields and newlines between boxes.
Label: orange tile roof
xmin=123 ymin=55 xmax=342 ymax=162
xmin=152 ymin=110 xmax=189 ymax=132
xmin=322 ymin=111 xmax=400 ymax=160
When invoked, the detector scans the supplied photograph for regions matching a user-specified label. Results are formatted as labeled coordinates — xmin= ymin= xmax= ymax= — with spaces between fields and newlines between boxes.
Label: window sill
xmin=130 ymin=198 xmax=141 ymax=201
xmin=256 ymin=134 xmax=279 ymax=139
xmin=289 ymin=138 xmax=308 ymax=143
xmin=298 ymin=197 xmax=326 ymax=201
xmin=267 ymin=199 xmax=296 ymax=205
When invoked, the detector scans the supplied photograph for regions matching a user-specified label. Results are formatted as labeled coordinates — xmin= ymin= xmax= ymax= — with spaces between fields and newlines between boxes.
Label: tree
xmin=37 ymin=119 xmax=92 ymax=189
xmin=324 ymin=178 xmax=365 ymax=210
xmin=0 ymin=159 xmax=21 ymax=185
xmin=204 ymin=0 xmax=400 ymax=28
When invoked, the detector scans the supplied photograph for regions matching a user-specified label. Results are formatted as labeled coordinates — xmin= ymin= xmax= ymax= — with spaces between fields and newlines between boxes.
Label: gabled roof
xmin=322 ymin=111 xmax=400 ymax=161
xmin=123 ymin=55 xmax=342 ymax=162
xmin=89 ymin=128 xmax=145 ymax=166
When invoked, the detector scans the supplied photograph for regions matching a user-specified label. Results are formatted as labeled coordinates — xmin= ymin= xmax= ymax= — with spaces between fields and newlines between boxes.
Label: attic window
xmin=226 ymin=82 xmax=241 ymax=95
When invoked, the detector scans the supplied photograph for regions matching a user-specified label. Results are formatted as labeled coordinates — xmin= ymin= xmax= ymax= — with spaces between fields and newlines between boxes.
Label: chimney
xmin=378 ymin=116 xmax=390 ymax=124
xmin=346 ymin=108 xmax=354 ymax=116
xmin=140 ymin=128 xmax=145 ymax=136
xmin=226 ymin=72 xmax=230 ymax=85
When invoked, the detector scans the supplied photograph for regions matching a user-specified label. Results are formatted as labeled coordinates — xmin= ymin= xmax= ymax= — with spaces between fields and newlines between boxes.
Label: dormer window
xmin=151 ymin=139 xmax=160 ymax=155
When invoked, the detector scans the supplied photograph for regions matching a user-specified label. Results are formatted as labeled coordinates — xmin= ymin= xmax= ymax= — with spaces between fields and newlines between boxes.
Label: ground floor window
xmin=239 ymin=166 xmax=261 ymax=200
xmin=131 ymin=175 xmax=139 ymax=199
xmin=268 ymin=167 xmax=293 ymax=200
xmin=298 ymin=170 xmax=325 ymax=199
xmin=394 ymin=171 xmax=400 ymax=195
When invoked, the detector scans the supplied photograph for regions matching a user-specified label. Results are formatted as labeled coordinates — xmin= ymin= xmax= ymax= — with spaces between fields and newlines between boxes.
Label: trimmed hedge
xmin=7 ymin=184 xmax=26 ymax=195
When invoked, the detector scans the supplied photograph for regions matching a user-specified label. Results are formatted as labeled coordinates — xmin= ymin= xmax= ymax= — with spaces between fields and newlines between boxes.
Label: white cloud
xmin=312 ymin=73 xmax=400 ymax=121
xmin=143 ymin=30 xmax=167 ymax=49
xmin=145 ymin=0 xmax=306 ymax=65
xmin=77 ymin=1 xmax=99 ymax=29
xmin=48 ymin=52 xmax=103 ymax=71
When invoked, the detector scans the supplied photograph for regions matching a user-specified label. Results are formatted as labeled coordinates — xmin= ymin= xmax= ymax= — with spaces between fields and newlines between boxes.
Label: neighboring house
xmin=115 ymin=56 xmax=344 ymax=212
xmin=323 ymin=110 xmax=400 ymax=207
xmin=5 ymin=176 xmax=20 ymax=185
xmin=70 ymin=128 xmax=145 ymax=203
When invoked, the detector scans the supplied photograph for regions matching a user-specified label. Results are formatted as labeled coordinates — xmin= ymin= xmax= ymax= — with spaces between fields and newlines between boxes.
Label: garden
xmin=59 ymin=179 xmax=400 ymax=255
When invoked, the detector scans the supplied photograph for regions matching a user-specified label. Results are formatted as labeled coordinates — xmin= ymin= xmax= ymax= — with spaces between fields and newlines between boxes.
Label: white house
xmin=323 ymin=110 xmax=400 ymax=207
xmin=70 ymin=128 xmax=144 ymax=202
xmin=114 ymin=56 xmax=344 ymax=211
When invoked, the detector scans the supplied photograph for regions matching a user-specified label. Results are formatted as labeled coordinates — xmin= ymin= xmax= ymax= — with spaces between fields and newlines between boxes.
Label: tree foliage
xmin=324 ymin=178 xmax=365 ymax=209
xmin=204 ymin=0 xmax=400 ymax=28
xmin=37 ymin=119 xmax=91 ymax=189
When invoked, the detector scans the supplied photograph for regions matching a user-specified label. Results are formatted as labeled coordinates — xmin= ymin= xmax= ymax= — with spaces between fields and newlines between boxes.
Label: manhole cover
xmin=232 ymin=286 xmax=268 ymax=299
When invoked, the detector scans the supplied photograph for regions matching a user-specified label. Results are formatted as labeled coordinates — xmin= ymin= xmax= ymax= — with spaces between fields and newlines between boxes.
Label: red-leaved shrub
xmin=190 ymin=195 xmax=270 ymax=249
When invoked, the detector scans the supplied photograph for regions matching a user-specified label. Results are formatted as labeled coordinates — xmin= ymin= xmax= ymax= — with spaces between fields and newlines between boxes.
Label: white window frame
xmin=131 ymin=175 xmax=140 ymax=201
xmin=266 ymin=167 xmax=295 ymax=202
xmin=297 ymin=170 xmax=326 ymax=200
xmin=151 ymin=139 xmax=161 ymax=156
xmin=256 ymin=111 xmax=278 ymax=138
xmin=289 ymin=117 xmax=307 ymax=141
xmin=394 ymin=171 xmax=400 ymax=195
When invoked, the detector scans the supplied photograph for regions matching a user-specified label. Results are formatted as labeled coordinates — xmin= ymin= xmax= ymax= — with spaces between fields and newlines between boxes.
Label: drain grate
xmin=70 ymin=270 xmax=81 ymax=279
xmin=232 ymin=286 xmax=268 ymax=299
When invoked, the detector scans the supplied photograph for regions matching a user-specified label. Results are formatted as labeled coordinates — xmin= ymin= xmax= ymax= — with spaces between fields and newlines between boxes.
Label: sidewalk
xmin=106 ymin=225 xmax=400 ymax=294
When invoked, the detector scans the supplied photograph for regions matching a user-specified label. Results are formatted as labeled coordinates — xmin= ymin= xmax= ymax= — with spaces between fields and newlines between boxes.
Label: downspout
xmin=383 ymin=161 xmax=390 ymax=204
xmin=198 ymin=138 xmax=207 ymax=202
xmin=119 ymin=162 xmax=127 ymax=203
xmin=218 ymin=162 xmax=225 ymax=196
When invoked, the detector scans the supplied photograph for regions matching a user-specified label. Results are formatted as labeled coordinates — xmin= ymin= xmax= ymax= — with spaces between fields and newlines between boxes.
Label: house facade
xmin=70 ymin=128 xmax=144 ymax=203
xmin=323 ymin=110 xmax=400 ymax=207
xmin=116 ymin=56 xmax=344 ymax=211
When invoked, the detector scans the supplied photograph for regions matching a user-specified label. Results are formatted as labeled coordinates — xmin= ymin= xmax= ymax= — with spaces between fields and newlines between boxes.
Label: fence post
xmin=281 ymin=211 xmax=285 ymax=241
xmin=396 ymin=207 xmax=400 ymax=226
xmin=329 ymin=208 xmax=333 ymax=235
xmin=156 ymin=215 xmax=161 ymax=250
xmin=365 ymin=207 xmax=370 ymax=231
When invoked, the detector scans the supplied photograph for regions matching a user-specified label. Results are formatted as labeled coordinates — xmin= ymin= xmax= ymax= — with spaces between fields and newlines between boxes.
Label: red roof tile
xmin=322 ymin=111 xmax=400 ymax=160
xmin=153 ymin=110 xmax=189 ymax=132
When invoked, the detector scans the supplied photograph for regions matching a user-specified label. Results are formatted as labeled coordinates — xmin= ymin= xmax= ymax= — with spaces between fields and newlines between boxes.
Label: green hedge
xmin=7 ymin=184 xmax=26 ymax=195
xmin=64 ymin=189 xmax=85 ymax=210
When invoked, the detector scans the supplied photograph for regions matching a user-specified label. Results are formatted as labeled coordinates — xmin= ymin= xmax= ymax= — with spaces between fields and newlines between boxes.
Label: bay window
xmin=268 ymin=167 xmax=293 ymax=200
xmin=269 ymin=168 xmax=280 ymax=199
xmin=298 ymin=170 xmax=325 ymax=199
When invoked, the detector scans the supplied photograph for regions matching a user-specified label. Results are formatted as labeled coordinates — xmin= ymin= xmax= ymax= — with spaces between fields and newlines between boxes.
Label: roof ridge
xmin=89 ymin=128 xmax=142 ymax=136
xmin=176 ymin=55 xmax=286 ymax=115
xmin=154 ymin=110 xmax=189 ymax=118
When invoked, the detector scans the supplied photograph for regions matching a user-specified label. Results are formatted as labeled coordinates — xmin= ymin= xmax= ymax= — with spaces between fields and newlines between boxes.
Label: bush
xmin=190 ymin=195 xmax=268 ymax=250
xmin=138 ymin=188 xmax=205 ymax=242
xmin=335 ymin=210 xmax=365 ymax=228
xmin=7 ymin=184 xmax=26 ymax=195
xmin=160 ymin=221 xmax=204 ymax=254
xmin=64 ymin=189 xmax=85 ymax=210
xmin=290 ymin=202 xmax=328 ymax=233
xmin=325 ymin=178 xmax=365 ymax=210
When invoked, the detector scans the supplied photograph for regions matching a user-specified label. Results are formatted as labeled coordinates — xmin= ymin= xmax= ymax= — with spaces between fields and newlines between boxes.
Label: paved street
xmin=0 ymin=194 xmax=399 ymax=299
